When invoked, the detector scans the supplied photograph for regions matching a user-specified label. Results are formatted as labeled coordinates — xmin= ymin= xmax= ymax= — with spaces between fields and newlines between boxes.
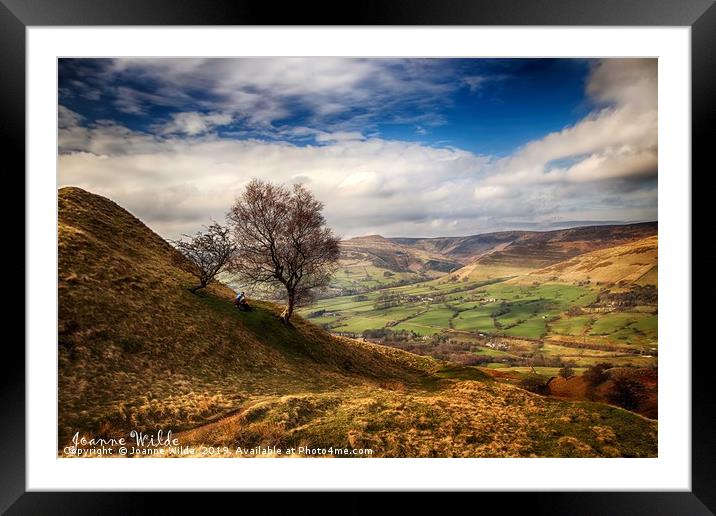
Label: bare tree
xmin=171 ymin=222 xmax=236 ymax=293
xmin=227 ymin=179 xmax=340 ymax=324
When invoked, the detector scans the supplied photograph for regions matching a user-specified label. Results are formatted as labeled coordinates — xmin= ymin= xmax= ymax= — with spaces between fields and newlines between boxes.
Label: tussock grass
xmin=178 ymin=381 xmax=656 ymax=458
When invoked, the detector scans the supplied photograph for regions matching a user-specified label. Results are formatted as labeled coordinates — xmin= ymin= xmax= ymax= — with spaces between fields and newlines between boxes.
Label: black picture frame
xmin=4 ymin=0 xmax=713 ymax=512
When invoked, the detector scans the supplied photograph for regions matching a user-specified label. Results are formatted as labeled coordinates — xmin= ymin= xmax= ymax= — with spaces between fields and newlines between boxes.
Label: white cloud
xmin=57 ymin=118 xmax=654 ymax=239
xmin=58 ymin=58 xmax=657 ymax=239
xmin=476 ymin=58 xmax=657 ymax=191
xmin=587 ymin=58 xmax=657 ymax=111
xmin=155 ymin=112 xmax=233 ymax=136
xmin=58 ymin=119 xmax=493 ymax=238
xmin=462 ymin=73 xmax=507 ymax=94
xmin=463 ymin=75 xmax=488 ymax=92
xmin=474 ymin=185 xmax=509 ymax=201
xmin=94 ymin=58 xmax=457 ymax=131
xmin=560 ymin=147 xmax=657 ymax=183
xmin=58 ymin=105 xmax=83 ymax=129
xmin=338 ymin=171 xmax=380 ymax=194
xmin=315 ymin=131 xmax=365 ymax=143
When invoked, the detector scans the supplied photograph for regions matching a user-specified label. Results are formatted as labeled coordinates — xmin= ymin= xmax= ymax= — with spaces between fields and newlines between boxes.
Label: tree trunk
xmin=281 ymin=290 xmax=295 ymax=324
xmin=189 ymin=283 xmax=206 ymax=294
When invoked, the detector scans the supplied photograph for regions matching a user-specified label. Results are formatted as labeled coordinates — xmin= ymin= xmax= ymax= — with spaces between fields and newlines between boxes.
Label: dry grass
xmin=176 ymin=381 xmax=656 ymax=458
xmin=516 ymin=236 xmax=658 ymax=286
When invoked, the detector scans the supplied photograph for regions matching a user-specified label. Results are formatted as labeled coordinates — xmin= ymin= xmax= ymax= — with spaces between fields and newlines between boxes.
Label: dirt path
xmin=175 ymin=398 xmax=266 ymax=443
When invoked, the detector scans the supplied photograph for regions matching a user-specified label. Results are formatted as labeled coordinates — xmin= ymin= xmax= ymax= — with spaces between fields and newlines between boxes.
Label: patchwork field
xmin=300 ymin=240 xmax=658 ymax=376
xmin=302 ymin=280 xmax=600 ymax=340
xmin=330 ymin=261 xmax=437 ymax=293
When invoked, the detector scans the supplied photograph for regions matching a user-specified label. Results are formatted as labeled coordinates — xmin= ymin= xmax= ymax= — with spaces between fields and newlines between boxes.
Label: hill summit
xmin=58 ymin=187 xmax=656 ymax=457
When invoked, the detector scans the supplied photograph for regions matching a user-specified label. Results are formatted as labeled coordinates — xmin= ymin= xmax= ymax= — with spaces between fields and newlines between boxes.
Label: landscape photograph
xmin=58 ymin=57 xmax=658 ymax=458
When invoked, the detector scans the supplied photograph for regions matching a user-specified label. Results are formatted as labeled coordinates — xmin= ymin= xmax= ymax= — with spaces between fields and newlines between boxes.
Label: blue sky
xmin=59 ymin=58 xmax=593 ymax=156
xmin=58 ymin=58 xmax=657 ymax=239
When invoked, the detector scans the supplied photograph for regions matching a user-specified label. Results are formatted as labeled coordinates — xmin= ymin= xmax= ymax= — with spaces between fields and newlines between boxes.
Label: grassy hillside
xmin=309 ymin=223 xmax=657 ymax=296
xmin=547 ymin=368 xmax=658 ymax=419
xmin=58 ymin=187 xmax=432 ymax=439
xmin=58 ymin=187 xmax=656 ymax=457
xmin=268 ymin=222 xmax=659 ymax=300
xmin=462 ymin=222 xmax=657 ymax=271
xmin=390 ymin=231 xmax=530 ymax=262
xmin=518 ymin=235 xmax=658 ymax=286
xmin=342 ymin=234 xmax=463 ymax=272
xmin=325 ymin=235 xmax=461 ymax=294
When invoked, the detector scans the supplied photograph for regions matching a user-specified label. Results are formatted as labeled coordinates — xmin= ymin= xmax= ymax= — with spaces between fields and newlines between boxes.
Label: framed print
xmin=5 ymin=0 xmax=714 ymax=512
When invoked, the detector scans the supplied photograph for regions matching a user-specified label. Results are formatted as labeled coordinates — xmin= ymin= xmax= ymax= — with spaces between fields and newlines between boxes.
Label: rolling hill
xmin=473 ymin=223 xmax=657 ymax=268
xmin=442 ymin=223 xmax=657 ymax=281
xmin=325 ymin=235 xmax=462 ymax=294
xmin=546 ymin=367 xmax=658 ymax=419
xmin=390 ymin=231 xmax=530 ymax=263
xmin=58 ymin=187 xmax=657 ymax=457
xmin=342 ymin=234 xmax=462 ymax=273
xmin=516 ymin=235 xmax=658 ymax=286
xmin=332 ymin=223 xmax=657 ymax=292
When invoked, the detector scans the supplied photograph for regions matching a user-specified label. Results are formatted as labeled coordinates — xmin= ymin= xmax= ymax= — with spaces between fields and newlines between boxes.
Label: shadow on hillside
xmin=194 ymin=292 xmax=313 ymax=353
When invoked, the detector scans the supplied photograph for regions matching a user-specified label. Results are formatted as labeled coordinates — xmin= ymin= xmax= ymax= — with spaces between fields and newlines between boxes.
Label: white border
xmin=27 ymin=27 xmax=691 ymax=491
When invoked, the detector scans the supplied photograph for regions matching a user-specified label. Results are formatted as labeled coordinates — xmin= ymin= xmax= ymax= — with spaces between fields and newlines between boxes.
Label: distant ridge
xmin=519 ymin=235 xmax=658 ymax=286
xmin=343 ymin=222 xmax=657 ymax=267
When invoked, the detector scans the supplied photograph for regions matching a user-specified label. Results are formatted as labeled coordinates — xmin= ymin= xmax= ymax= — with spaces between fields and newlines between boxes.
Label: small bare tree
xmin=227 ymin=179 xmax=340 ymax=324
xmin=171 ymin=222 xmax=236 ymax=293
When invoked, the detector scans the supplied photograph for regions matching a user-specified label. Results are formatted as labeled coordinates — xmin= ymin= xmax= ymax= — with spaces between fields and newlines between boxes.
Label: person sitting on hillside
xmin=234 ymin=291 xmax=250 ymax=311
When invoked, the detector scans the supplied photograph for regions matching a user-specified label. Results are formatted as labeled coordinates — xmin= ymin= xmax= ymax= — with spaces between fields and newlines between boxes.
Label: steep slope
xmin=516 ymin=235 xmax=658 ymax=286
xmin=58 ymin=187 xmax=657 ymax=457
xmin=58 ymin=187 xmax=431 ymax=439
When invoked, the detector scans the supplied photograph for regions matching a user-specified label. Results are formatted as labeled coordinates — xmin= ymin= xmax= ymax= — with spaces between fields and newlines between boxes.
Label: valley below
xmin=298 ymin=225 xmax=658 ymax=417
